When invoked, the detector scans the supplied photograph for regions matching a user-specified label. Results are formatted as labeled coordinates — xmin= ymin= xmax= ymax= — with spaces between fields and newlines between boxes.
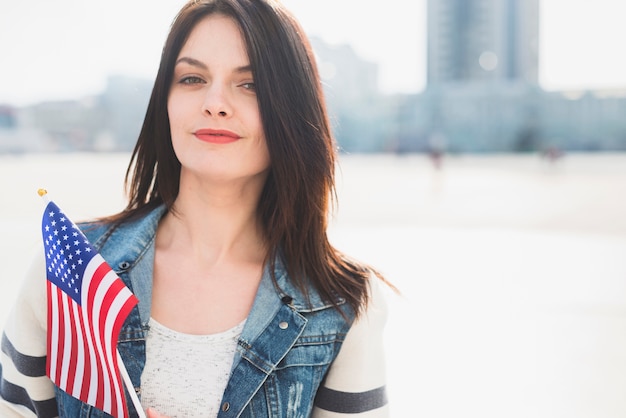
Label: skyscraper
xmin=427 ymin=0 xmax=539 ymax=85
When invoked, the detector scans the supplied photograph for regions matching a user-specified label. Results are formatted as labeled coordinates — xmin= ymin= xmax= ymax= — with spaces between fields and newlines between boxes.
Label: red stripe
xmin=65 ymin=297 xmax=79 ymax=395
xmin=46 ymin=281 xmax=53 ymax=378
xmin=113 ymin=294 xmax=138 ymax=418
xmin=99 ymin=279 xmax=127 ymax=418
xmin=87 ymin=262 xmax=110 ymax=411
xmin=54 ymin=289 xmax=65 ymax=385
xmin=75 ymin=302 xmax=92 ymax=402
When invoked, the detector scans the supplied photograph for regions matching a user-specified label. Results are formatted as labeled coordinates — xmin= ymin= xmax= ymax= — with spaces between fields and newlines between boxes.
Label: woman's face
xmin=168 ymin=14 xmax=270 ymax=187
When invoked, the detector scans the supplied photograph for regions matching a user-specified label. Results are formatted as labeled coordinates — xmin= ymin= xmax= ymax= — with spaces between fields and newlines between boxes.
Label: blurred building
xmin=0 ymin=76 xmax=151 ymax=154
xmin=427 ymin=0 xmax=539 ymax=84
xmin=0 ymin=105 xmax=53 ymax=153
xmin=98 ymin=75 xmax=152 ymax=151
xmin=392 ymin=0 xmax=626 ymax=153
xmin=310 ymin=37 xmax=396 ymax=152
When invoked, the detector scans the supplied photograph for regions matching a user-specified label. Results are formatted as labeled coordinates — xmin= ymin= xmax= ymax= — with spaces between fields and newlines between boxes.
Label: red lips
xmin=194 ymin=129 xmax=241 ymax=144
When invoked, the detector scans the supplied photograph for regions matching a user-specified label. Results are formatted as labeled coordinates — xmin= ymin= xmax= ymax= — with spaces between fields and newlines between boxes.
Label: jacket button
xmin=119 ymin=261 xmax=131 ymax=270
xmin=221 ymin=402 xmax=230 ymax=412
xmin=279 ymin=321 xmax=289 ymax=329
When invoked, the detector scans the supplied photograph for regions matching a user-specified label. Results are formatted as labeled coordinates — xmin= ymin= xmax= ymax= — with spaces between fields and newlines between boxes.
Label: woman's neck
xmin=158 ymin=175 xmax=268 ymax=268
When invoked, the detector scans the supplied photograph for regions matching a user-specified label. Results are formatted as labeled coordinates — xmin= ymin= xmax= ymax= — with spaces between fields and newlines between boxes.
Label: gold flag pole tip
xmin=38 ymin=189 xmax=48 ymax=197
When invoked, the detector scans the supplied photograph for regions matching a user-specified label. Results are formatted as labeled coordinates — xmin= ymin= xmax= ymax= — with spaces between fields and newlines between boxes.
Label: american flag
xmin=42 ymin=200 xmax=138 ymax=418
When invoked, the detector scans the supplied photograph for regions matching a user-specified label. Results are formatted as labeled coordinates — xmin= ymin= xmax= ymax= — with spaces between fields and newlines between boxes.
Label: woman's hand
xmin=146 ymin=407 xmax=170 ymax=418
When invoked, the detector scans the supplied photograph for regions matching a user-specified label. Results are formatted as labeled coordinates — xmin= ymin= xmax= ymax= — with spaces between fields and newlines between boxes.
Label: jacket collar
xmin=84 ymin=204 xmax=343 ymax=326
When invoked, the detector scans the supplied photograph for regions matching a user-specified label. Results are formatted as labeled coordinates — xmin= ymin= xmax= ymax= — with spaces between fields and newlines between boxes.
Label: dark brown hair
xmin=113 ymin=0 xmax=386 ymax=316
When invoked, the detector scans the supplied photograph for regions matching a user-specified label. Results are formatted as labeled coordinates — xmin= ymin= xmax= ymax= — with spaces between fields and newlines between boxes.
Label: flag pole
xmin=117 ymin=350 xmax=147 ymax=418
xmin=39 ymin=189 xmax=147 ymax=418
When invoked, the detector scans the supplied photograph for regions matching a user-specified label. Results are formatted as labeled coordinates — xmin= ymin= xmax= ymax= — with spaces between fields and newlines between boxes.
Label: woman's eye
xmin=240 ymin=82 xmax=256 ymax=91
xmin=179 ymin=76 xmax=205 ymax=85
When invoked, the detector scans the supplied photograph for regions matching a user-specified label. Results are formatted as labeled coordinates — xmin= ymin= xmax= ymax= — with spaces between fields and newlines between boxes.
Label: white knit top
xmin=140 ymin=318 xmax=245 ymax=418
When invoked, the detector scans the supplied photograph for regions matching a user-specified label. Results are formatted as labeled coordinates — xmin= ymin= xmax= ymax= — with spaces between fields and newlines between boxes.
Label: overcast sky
xmin=1 ymin=0 xmax=626 ymax=106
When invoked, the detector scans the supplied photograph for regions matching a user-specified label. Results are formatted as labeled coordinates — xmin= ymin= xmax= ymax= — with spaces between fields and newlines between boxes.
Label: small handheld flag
xmin=40 ymin=190 xmax=140 ymax=418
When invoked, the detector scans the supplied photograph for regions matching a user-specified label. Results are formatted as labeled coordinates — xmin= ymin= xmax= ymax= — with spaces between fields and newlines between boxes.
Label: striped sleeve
xmin=0 ymin=251 xmax=59 ymax=418
xmin=312 ymin=277 xmax=390 ymax=418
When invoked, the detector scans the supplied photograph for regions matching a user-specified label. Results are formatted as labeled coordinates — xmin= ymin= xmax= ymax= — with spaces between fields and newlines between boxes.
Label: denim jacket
xmin=54 ymin=205 xmax=357 ymax=417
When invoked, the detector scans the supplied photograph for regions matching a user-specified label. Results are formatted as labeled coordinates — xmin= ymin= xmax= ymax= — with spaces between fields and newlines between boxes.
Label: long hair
xmin=113 ymin=0 xmax=384 ymax=315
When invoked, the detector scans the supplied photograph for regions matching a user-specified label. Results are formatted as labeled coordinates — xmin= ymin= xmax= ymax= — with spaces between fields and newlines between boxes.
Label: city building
xmin=427 ymin=0 xmax=539 ymax=84
xmin=392 ymin=0 xmax=626 ymax=153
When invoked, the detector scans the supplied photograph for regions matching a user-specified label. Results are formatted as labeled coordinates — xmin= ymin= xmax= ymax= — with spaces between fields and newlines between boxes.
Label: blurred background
xmin=1 ymin=1 xmax=625 ymax=417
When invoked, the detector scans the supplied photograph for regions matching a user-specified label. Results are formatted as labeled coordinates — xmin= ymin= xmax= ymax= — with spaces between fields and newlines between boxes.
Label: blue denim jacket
xmin=54 ymin=205 xmax=355 ymax=417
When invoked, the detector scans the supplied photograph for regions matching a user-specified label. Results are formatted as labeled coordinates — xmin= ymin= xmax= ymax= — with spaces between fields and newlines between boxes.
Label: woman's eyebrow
xmin=174 ymin=57 xmax=252 ymax=74
xmin=175 ymin=56 xmax=208 ymax=69
xmin=234 ymin=65 xmax=252 ymax=74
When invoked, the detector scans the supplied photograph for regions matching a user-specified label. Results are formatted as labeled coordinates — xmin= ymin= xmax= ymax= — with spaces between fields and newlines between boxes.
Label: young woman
xmin=0 ymin=1 xmax=392 ymax=416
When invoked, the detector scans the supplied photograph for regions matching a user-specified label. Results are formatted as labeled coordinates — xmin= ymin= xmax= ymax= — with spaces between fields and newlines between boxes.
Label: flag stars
xmin=43 ymin=203 xmax=100 ymax=299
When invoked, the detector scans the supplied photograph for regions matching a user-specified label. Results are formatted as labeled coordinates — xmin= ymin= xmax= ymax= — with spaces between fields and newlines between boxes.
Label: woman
xmin=0 ymin=0 xmax=391 ymax=417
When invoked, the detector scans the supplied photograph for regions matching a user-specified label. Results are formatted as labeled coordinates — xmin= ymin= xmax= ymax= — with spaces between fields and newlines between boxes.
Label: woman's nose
xmin=201 ymin=84 xmax=232 ymax=117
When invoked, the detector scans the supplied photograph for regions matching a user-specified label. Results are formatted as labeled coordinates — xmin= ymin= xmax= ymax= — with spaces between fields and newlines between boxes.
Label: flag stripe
xmin=58 ymin=294 xmax=72 ymax=390
xmin=84 ymin=258 xmax=110 ymax=411
xmin=92 ymin=268 xmax=123 ymax=416
xmin=102 ymin=281 xmax=134 ymax=417
xmin=64 ymin=296 xmax=79 ymax=396
xmin=70 ymin=300 xmax=86 ymax=400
